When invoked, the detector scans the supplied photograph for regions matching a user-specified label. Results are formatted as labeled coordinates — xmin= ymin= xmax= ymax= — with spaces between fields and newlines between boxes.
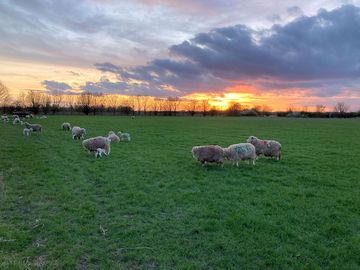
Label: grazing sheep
xmin=191 ymin=145 xmax=225 ymax=166
xmin=1 ymin=115 xmax=9 ymax=122
xmin=95 ymin=148 xmax=108 ymax=158
xmin=13 ymin=114 xmax=19 ymax=119
xmin=61 ymin=122 xmax=71 ymax=131
xmin=247 ymin=136 xmax=282 ymax=160
xmin=23 ymin=127 xmax=33 ymax=136
xmin=40 ymin=115 xmax=47 ymax=119
xmin=82 ymin=136 xmax=111 ymax=157
xmin=24 ymin=122 xmax=42 ymax=133
xmin=72 ymin=126 xmax=86 ymax=140
xmin=223 ymin=143 xmax=257 ymax=166
xmin=117 ymin=131 xmax=131 ymax=141
xmin=108 ymin=133 xmax=120 ymax=143
xmin=13 ymin=118 xmax=21 ymax=125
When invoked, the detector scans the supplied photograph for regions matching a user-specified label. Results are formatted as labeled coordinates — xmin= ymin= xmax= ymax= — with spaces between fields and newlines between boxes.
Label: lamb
xmin=95 ymin=148 xmax=107 ymax=158
xmin=191 ymin=145 xmax=225 ymax=166
xmin=13 ymin=118 xmax=21 ymax=125
xmin=82 ymin=136 xmax=111 ymax=157
xmin=23 ymin=127 xmax=33 ymax=136
xmin=107 ymin=132 xmax=120 ymax=143
xmin=72 ymin=126 xmax=86 ymax=140
xmin=223 ymin=143 xmax=257 ymax=166
xmin=117 ymin=131 xmax=131 ymax=141
xmin=247 ymin=136 xmax=282 ymax=160
xmin=61 ymin=122 xmax=71 ymax=131
xmin=24 ymin=122 xmax=42 ymax=133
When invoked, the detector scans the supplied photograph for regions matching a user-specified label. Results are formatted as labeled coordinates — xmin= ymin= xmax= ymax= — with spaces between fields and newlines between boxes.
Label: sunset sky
xmin=1 ymin=0 xmax=360 ymax=110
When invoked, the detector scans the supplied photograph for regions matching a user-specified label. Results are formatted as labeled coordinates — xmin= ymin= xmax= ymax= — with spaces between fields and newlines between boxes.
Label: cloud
xmin=91 ymin=5 xmax=360 ymax=97
xmin=42 ymin=80 xmax=72 ymax=94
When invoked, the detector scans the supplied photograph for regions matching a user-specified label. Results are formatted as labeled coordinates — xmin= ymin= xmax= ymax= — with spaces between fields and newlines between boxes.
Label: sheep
xmin=24 ymin=122 xmax=42 ymax=133
xmin=117 ymin=131 xmax=131 ymax=141
xmin=61 ymin=122 xmax=71 ymax=131
xmin=13 ymin=118 xmax=21 ymax=125
xmin=40 ymin=115 xmax=47 ymax=119
xmin=191 ymin=145 xmax=225 ymax=167
xmin=95 ymin=148 xmax=107 ymax=158
xmin=107 ymin=133 xmax=120 ymax=143
xmin=23 ymin=127 xmax=33 ymax=136
xmin=1 ymin=115 xmax=9 ymax=122
xmin=72 ymin=126 xmax=86 ymax=140
xmin=13 ymin=114 xmax=19 ymax=119
xmin=247 ymin=136 xmax=282 ymax=160
xmin=82 ymin=136 xmax=111 ymax=157
xmin=223 ymin=143 xmax=257 ymax=166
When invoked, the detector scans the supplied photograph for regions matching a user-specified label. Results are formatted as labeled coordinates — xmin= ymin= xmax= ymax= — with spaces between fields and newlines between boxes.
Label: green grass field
xmin=1 ymin=116 xmax=359 ymax=269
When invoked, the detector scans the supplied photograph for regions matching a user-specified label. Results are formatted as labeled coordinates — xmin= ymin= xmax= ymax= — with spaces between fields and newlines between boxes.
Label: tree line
xmin=0 ymin=81 xmax=358 ymax=118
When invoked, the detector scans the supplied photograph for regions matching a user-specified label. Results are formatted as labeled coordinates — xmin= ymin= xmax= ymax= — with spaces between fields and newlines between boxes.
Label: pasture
xmin=0 ymin=116 xmax=359 ymax=269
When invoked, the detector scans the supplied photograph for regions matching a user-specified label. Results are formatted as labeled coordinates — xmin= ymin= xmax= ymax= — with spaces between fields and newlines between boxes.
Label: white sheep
xmin=72 ymin=126 xmax=86 ymax=140
xmin=1 ymin=115 xmax=9 ymax=122
xmin=108 ymin=133 xmax=120 ymax=143
xmin=82 ymin=136 xmax=111 ymax=157
xmin=223 ymin=143 xmax=257 ymax=166
xmin=24 ymin=122 xmax=42 ymax=133
xmin=61 ymin=122 xmax=71 ymax=131
xmin=13 ymin=118 xmax=21 ymax=125
xmin=117 ymin=131 xmax=131 ymax=141
xmin=23 ymin=127 xmax=33 ymax=136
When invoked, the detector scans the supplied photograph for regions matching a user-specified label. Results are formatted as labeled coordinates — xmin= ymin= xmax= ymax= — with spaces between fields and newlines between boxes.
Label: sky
xmin=1 ymin=0 xmax=360 ymax=110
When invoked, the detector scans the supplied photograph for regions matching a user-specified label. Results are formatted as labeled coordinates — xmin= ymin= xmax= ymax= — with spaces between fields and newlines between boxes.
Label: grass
xmin=0 ymin=116 xmax=359 ymax=269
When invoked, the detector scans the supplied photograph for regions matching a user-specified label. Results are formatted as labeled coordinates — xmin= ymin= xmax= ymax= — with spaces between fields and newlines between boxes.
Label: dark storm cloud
xmin=93 ymin=5 xmax=360 ymax=96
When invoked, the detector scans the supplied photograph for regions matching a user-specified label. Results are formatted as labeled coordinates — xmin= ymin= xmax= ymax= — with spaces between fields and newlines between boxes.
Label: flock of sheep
xmin=192 ymin=136 xmax=281 ymax=167
xmin=3 ymin=113 xmax=281 ymax=165
xmin=2 ymin=114 xmax=131 ymax=158
xmin=63 ymin=122 xmax=131 ymax=158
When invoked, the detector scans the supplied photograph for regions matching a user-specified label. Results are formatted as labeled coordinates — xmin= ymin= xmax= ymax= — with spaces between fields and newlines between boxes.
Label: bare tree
xmin=51 ymin=91 xmax=63 ymax=114
xmin=26 ymin=90 xmax=43 ymax=114
xmin=315 ymin=104 xmax=326 ymax=113
xmin=0 ymin=81 xmax=11 ymax=111
xmin=77 ymin=92 xmax=92 ymax=115
xmin=201 ymin=99 xmax=210 ymax=116
xmin=226 ymin=102 xmax=242 ymax=116
xmin=334 ymin=102 xmax=349 ymax=113
xmin=187 ymin=99 xmax=198 ymax=116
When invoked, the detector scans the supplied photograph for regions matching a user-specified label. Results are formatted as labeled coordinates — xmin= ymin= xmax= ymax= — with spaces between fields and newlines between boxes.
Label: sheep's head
xmin=246 ymin=136 xmax=258 ymax=143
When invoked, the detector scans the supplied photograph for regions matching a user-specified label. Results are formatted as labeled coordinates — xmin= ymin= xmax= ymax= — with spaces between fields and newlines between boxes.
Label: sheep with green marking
xmin=117 ymin=131 xmax=131 ymax=141
xmin=247 ymin=136 xmax=282 ymax=160
xmin=223 ymin=143 xmax=257 ymax=166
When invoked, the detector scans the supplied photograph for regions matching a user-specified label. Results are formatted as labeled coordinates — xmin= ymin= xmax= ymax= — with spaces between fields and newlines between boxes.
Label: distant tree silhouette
xmin=0 ymin=81 xmax=10 ymax=112
xmin=334 ymin=102 xmax=350 ymax=113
